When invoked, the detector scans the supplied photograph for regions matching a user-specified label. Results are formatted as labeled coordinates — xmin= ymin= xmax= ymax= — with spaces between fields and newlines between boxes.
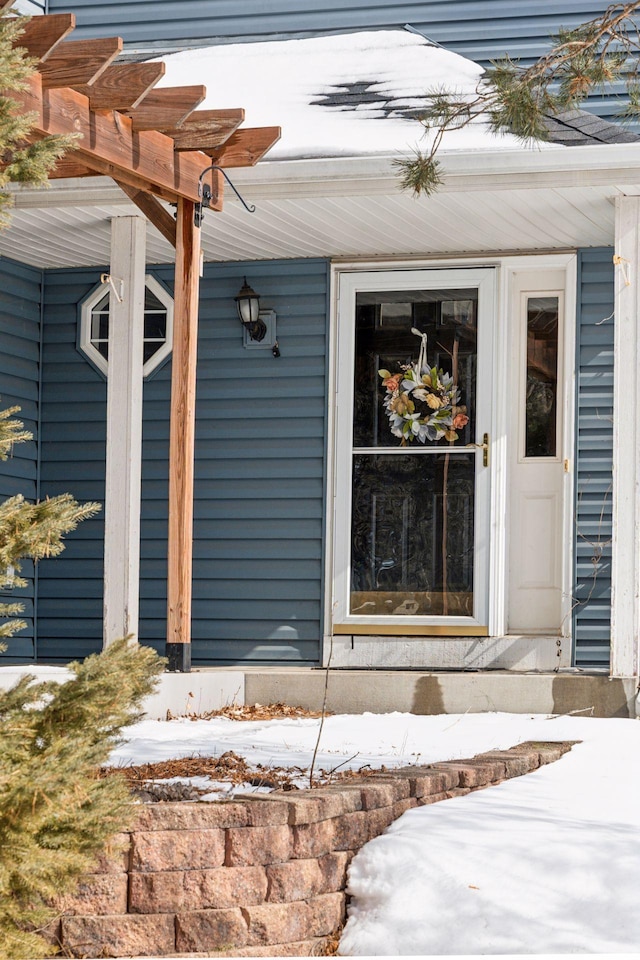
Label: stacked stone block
xmin=53 ymin=741 xmax=574 ymax=957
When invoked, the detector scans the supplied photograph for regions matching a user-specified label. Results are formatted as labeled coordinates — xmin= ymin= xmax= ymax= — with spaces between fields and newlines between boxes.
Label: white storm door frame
xmin=332 ymin=267 xmax=496 ymax=633
xmin=503 ymin=255 xmax=577 ymax=647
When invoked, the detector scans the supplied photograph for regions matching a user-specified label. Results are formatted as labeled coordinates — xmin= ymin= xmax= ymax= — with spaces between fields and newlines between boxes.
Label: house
xmin=1 ymin=0 xmax=639 ymax=715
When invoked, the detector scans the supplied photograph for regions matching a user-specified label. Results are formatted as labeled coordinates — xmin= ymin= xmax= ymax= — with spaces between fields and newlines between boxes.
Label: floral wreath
xmin=378 ymin=328 xmax=469 ymax=443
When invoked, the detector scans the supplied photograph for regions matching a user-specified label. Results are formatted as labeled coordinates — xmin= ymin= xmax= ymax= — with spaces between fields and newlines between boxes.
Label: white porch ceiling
xmin=196 ymin=185 xmax=619 ymax=262
xmin=0 ymin=182 xmax=620 ymax=269
xmin=3 ymin=147 xmax=640 ymax=269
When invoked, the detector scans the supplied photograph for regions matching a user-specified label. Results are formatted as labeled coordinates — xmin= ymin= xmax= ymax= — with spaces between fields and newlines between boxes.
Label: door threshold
xmin=327 ymin=633 xmax=571 ymax=672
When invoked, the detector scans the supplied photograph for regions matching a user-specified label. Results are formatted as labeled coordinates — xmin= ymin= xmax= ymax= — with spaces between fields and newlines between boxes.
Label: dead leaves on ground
xmin=168 ymin=701 xmax=328 ymax=722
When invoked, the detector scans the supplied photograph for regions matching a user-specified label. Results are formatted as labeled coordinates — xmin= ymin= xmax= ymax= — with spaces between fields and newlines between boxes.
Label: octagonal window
xmin=79 ymin=275 xmax=173 ymax=378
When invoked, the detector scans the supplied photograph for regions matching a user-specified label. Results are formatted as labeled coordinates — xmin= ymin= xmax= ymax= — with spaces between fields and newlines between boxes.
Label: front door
xmin=332 ymin=269 xmax=495 ymax=638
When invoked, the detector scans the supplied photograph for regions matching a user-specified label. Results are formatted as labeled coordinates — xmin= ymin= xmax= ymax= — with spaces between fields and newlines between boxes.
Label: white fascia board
xmin=230 ymin=143 xmax=640 ymax=198
xmin=10 ymin=142 xmax=640 ymax=209
xmin=9 ymin=178 xmax=136 ymax=209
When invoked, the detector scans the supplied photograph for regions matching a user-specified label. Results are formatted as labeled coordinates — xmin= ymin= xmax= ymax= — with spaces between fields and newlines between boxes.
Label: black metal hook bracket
xmin=195 ymin=164 xmax=256 ymax=227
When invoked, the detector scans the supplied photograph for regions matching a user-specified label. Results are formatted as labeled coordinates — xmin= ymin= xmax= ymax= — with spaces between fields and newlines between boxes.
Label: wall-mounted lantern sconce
xmin=234 ymin=277 xmax=280 ymax=357
xmin=235 ymin=278 xmax=266 ymax=342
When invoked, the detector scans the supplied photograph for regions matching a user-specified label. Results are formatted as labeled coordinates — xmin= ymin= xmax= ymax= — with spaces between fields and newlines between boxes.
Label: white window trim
xmin=79 ymin=274 xmax=174 ymax=379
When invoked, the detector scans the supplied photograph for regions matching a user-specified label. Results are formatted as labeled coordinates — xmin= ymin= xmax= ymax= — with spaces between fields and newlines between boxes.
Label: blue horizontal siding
xmin=37 ymin=258 xmax=329 ymax=665
xmin=573 ymin=248 xmax=614 ymax=669
xmin=36 ymin=268 xmax=109 ymax=661
xmin=49 ymin=2 xmax=623 ymax=120
xmin=144 ymin=260 xmax=328 ymax=665
xmin=0 ymin=257 xmax=43 ymax=661
xmin=48 ymin=1 xmax=612 ymax=48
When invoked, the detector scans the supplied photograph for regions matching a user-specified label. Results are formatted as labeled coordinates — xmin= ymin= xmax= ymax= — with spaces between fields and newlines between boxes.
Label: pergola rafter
xmin=7 ymin=11 xmax=281 ymax=201
xmin=76 ymin=63 xmax=167 ymax=112
xmin=39 ymin=36 xmax=123 ymax=88
xmin=15 ymin=12 xmax=75 ymax=60
xmin=14 ymin=74 xmax=212 ymax=202
xmin=168 ymin=108 xmax=246 ymax=152
xmin=3 ymin=6 xmax=282 ymax=670
xmin=125 ymin=84 xmax=207 ymax=132
xmin=207 ymin=126 xmax=283 ymax=167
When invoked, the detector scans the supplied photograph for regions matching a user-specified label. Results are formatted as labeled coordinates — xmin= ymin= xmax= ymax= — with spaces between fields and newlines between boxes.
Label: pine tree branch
xmin=398 ymin=1 xmax=640 ymax=195
xmin=0 ymin=9 xmax=79 ymax=228
xmin=0 ymin=407 xmax=31 ymax=461
xmin=0 ymin=638 xmax=165 ymax=958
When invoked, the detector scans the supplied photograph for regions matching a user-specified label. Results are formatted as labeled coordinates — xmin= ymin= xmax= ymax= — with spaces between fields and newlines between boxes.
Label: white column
xmin=103 ymin=216 xmax=147 ymax=646
xmin=611 ymin=196 xmax=640 ymax=677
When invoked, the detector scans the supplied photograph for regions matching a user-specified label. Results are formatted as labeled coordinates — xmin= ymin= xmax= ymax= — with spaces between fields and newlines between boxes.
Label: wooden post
xmin=103 ymin=216 xmax=147 ymax=646
xmin=166 ymin=198 xmax=201 ymax=671
xmin=611 ymin=196 xmax=640 ymax=678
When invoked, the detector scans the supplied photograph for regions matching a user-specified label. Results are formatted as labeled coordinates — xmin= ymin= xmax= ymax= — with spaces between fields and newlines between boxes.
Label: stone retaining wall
xmin=53 ymin=741 xmax=573 ymax=958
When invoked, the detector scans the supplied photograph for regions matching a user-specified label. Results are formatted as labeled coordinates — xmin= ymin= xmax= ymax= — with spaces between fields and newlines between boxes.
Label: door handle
xmin=465 ymin=432 xmax=489 ymax=467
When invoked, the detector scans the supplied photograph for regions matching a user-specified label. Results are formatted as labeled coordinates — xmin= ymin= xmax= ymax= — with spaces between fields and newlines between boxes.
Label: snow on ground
xmin=108 ymin=710 xmax=580 ymax=775
xmin=109 ymin=710 xmax=640 ymax=955
xmin=111 ymin=710 xmax=565 ymax=797
xmin=339 ymin=715 xmax=640 ymax=956
xmin=157 ymin=29 xmax=540 ymax=160
xmin=1 ymin=669 xmax=636 ymax=954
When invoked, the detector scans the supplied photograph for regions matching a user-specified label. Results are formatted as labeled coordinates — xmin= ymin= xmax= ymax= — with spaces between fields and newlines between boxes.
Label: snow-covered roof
xmin=157 ymin=28 xmax=526 ymax=161
xmin=6 ymin=30 xmax=640 ymax=268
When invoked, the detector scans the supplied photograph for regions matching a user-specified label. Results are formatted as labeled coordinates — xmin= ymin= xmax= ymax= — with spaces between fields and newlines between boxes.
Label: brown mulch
xmin=169 ymin=701 xmax=329 ymax=721
xmin=100 ymin=703 xmax=379 ymax=801
xmin=101 ymin=749 xmax=383 ymax=799
xmin=101 ymin=750 xmax=308 ymax=791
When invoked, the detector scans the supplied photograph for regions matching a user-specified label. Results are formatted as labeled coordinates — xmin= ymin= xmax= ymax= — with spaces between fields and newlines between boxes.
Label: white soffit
xmin=0 ymin=203 xmax=176 ymax=268
xmin=5 ymin=144 xmax=640 ymax=267
xmin=0 ymin=185 xmax=622 ymax=268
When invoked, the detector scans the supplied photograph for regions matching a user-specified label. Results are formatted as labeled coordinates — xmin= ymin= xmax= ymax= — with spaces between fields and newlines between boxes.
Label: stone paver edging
xmin=53 ymin=741 xmax=575 ymax=958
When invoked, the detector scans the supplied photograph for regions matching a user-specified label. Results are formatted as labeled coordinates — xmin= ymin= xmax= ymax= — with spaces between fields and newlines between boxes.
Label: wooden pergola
xmin=2 ymin=1 xmax=280 ymax=670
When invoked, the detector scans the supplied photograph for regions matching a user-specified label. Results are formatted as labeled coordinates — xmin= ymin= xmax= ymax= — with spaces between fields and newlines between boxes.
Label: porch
xmin=3 ymin=20 xmax=640 ymax=681
xmin=0 ymin=663 xmax=634 ymax=718
xmin=242 ymin=667 xmax=637 ymax=719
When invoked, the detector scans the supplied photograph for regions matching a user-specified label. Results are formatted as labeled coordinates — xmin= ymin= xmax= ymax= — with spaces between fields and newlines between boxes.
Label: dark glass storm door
xmin=333 ymin=269 xmax=495 ymax=636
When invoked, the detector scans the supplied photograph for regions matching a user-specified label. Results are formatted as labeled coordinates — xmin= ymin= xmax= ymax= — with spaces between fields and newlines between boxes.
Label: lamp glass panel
xmin=238 ymin=296 xmax=260 ymax=325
